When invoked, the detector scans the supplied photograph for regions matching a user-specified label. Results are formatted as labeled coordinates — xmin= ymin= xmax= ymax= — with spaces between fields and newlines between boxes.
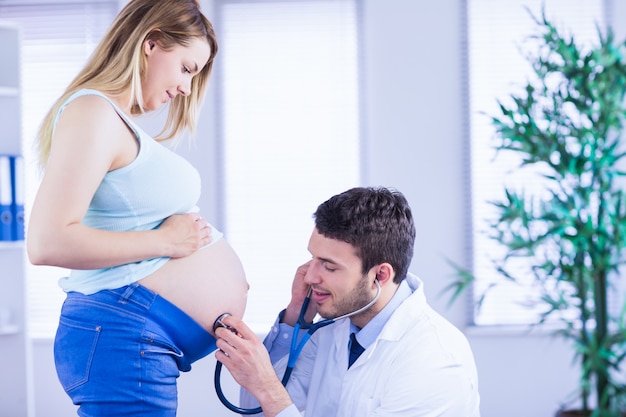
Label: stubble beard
xmin=318 ymin=274 xmax=373 ymax=320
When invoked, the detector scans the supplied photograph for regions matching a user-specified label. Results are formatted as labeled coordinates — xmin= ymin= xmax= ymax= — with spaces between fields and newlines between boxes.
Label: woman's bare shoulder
xmin=59 ymin=93 xmax=122 ymax=125
xmin=55 ymin=93 xmax=133 ymax=142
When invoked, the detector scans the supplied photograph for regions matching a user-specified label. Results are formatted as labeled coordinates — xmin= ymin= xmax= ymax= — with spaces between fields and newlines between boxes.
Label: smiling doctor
xmin=216 ymin=186 xmax=481 ymax=417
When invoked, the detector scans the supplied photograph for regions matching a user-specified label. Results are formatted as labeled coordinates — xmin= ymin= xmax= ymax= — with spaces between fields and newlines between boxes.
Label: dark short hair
xmin=313 ymin=187 xmax=415 ymax=283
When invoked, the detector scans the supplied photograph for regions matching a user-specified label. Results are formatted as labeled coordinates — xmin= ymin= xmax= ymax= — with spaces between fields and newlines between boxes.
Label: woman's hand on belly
xmin=157 ymin=213 xmax=212 ymax=258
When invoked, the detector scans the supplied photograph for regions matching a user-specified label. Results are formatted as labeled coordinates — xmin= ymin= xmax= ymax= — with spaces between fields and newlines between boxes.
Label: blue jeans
xmin=54 ymin=283 xmax=217 ymax=416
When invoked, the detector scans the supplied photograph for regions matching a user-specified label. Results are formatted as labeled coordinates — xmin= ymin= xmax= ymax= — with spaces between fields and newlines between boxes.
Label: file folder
xmin=10 ymin=155 xmax=24 ymax=241
xmin=0 ymin=155 xmax=13 ymax=241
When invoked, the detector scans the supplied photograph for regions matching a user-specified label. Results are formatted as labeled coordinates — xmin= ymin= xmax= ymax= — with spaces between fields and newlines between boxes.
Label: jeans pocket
xmin=142 ymin=333 xmax=190 ymax=373
xmin=54 ymin=317 xmax=101 ymax=392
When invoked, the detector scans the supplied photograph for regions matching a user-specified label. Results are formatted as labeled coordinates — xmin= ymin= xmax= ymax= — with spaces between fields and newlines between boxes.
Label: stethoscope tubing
xmin=214 ymin=280 xmax=381 ymax=415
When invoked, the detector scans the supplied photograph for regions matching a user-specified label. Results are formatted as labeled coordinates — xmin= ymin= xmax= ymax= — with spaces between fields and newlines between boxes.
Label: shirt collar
xmin=349 ymin=279 xmax=412 ymax=349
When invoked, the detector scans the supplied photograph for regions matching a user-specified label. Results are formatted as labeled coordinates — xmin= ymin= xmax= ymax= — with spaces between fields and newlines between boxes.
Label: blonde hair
xmin=36 ymin=0 xmax=218 ymax=167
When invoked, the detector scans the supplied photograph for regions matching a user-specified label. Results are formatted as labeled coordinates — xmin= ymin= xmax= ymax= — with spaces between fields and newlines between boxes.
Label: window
xmin=0 ymin=1 xmax=118 ymax=337
xmin=468 ymin=0 xmax=604 ymax=325
xmin=218 ymin=0 xmax=360 ymax=329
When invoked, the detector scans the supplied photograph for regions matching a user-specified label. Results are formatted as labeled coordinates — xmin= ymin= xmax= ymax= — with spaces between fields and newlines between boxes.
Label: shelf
xmin=0 ymin=241 xmax=24 ymax=249
xmin=0 ymin=20 xmax=20 ymax=31
xmin=0 ymin=325 xmax=19 ymax=336
xmin=0 ymin=86 xmax=18 ymax=96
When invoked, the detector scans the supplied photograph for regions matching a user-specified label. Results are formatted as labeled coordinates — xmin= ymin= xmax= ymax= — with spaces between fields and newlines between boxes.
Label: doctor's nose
xmin=303 ymin=261 xmax=323 ymax=285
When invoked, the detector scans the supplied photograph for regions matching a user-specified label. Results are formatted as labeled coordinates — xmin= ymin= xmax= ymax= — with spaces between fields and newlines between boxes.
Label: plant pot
xmin=556 ymin=410 xmax=626 ymax=417
xmin=556 ymin=411 xmax=591 ymax=417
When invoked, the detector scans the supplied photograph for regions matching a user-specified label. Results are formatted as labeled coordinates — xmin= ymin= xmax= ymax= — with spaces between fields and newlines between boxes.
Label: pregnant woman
xmin=26 ymin=1 xmax=248 ymax=415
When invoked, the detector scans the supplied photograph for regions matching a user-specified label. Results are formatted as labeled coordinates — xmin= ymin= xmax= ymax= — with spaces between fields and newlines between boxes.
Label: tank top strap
xmin=54 ymin=89 xmax=142 ymax=142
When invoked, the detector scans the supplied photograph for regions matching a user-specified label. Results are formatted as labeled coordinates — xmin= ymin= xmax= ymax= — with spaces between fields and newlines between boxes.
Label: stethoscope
xmin=213 ymin=279 xmax=382 ymax=415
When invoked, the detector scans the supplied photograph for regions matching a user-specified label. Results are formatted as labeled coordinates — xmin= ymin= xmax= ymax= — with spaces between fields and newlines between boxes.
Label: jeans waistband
xmin=108 ymin=283 xmax=218 ymax=364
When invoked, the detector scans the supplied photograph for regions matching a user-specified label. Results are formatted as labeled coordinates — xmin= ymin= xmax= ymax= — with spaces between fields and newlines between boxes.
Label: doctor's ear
xmin=373 ymin=264 xmax=394 ymax=285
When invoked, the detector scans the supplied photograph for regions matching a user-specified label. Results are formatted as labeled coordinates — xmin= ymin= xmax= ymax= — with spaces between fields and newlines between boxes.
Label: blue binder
xmin=10 ymin=155 xmax=24 ymax=241
xmin=0 ymin=155 xmax=13 ymax=241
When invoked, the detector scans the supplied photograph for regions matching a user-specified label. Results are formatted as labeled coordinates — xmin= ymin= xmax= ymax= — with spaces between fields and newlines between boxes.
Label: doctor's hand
xmin=281 ymin=261 xmax=317 ymax=326
xmin=215 ymin=316 xmax=293 ymax=417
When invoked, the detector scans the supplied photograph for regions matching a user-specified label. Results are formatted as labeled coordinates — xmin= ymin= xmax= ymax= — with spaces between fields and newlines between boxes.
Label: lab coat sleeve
xmin=239 ymin=312 xmax=307 ymax=416
xmin=275 ymin=404 xmax=302 ymax=417
xmin=372 ymin=356 xmax=478 ymax=416
xmin=240 ymin=330 xmax=317 ymax=416
xmin=263 ymin=311 xmax=297 ymax=364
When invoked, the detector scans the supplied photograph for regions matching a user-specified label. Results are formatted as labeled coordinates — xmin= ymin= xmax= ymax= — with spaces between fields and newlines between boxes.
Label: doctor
xmin=216 ymin=186 xmax=481 ymax=417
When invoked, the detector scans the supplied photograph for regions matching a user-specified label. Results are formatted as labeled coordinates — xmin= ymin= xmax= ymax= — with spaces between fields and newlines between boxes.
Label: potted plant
xmin=447 ymin=10 xmax=626 ymax=417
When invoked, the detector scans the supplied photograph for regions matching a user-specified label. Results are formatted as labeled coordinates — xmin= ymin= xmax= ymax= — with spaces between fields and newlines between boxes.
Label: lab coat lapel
xmin=331 ymin=318 xmax=352 ymax=369
xmin=348 ymin=274 xmax=427 ymax=369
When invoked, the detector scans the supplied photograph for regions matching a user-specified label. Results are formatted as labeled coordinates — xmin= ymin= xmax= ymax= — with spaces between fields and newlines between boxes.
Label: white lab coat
xmin=243 ymin=274 xmax=481 ymax=417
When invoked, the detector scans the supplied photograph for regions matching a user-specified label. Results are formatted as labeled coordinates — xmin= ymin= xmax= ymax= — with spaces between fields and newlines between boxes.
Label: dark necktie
xmin=348 ymin=332 xmax=365 ymax=368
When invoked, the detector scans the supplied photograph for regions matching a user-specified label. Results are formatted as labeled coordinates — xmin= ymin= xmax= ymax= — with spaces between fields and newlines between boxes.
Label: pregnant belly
xmin=139 ymin=238 xmax=249 ymax=335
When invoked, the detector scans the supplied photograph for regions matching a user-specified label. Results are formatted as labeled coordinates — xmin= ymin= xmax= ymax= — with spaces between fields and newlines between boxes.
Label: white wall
xmin=25 ymin=0 xmax=626 ymax=416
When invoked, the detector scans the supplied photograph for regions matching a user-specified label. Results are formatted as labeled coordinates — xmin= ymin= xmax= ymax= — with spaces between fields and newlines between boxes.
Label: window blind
xmin=218 ymin=0 xmax=360 ymax=330
xmin=468 ymin=0 xmax=604 ymax=325
xmin=0 ymin=2 xmax=118 ymax=337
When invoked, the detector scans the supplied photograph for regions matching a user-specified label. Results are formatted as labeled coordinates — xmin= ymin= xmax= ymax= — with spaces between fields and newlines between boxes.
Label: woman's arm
xmin=27 ymin=95 xmax=210 ymax=270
